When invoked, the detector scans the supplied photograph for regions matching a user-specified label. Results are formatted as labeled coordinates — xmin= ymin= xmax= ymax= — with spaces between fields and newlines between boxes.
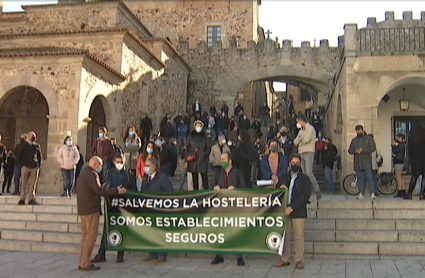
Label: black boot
xmin=116 ymin=252 xmax=124 ymax=263
xmin=91 ymin=254 xmax=106 ymax=263
xmin=400 ymin=190 xmax=407 ymax=197
xmin=211 ymin=256 xmax=224 ymax=265
xmin=393 ymin=190 xmax=404 ymax=198
xmin=60 ymin=192 xmax=67 ymax=197
xmin=403 ymin=193 xmax=412 ymax=200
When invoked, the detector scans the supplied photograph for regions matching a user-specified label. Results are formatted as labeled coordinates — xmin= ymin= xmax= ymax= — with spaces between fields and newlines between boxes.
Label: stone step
xmin=0 ymin=229 xmax=102 ymax=245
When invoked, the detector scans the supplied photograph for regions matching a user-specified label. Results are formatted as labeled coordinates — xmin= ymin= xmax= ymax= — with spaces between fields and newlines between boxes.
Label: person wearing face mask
xmin=91 ymin=154 xmax=135 ymax=264
xmin=76 ymin=156 xmax=127 ymax=271
xmin=192 ymin=99 xmax=202 ymax=119
xmin=140 ymin=114 xmax=153 ymax=145
xmin=18 ymin=131 xmax=42 ymax=205
xmin=90 ymin=127 xmax=115 ymax=184
xmin=56 ymin=136 xmax=80 ymax=197
xmin=274 ymin=154 xmax=311 ymax=270
xmin=186 ymin=121 xmax=209 ymax=190
xmin=239 ymin=114 xmax=251 ymax=131
xmin=141 ymin=157 xmax=173 ymax=263
xmin=177 ymin=120 xmax=189 ymax=151
xmin=209 ymin=135 xmax=231 ymax=184
xmin=211 ymin=152 xmax=245 ymax=266
xmin=136 ymin=141 xmax=160 ymax=191
xmin=259 ymin=102 xmax=271 ymax=127
xmin=280 ymin=132 xmax=294 ymax=162
xmin=293 ymin=114 xmax=322 ymax=200
xmin=261 ymin=140 xmax=288 ymax=186
xmin=159 ymin=137 xmax=178 ymax=177
xmin=160 ymin=118 xmax=175 ymax=140
xmin=12 ymin=134 xmax=27 ymax=195
xmin=348 ymin=125 xmax=377 ymax=200
xmin=122 ymin=126 xmax=141 ymax=178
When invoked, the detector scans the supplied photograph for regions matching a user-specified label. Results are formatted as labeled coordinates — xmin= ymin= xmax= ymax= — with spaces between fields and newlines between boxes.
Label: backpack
xmin=376 ymin=152 xmax=383 ymax=168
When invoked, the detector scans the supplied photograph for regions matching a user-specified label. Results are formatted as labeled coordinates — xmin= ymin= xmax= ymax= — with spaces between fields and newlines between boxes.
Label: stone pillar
xmin=343 ymin=23 xmax=358 ymax=56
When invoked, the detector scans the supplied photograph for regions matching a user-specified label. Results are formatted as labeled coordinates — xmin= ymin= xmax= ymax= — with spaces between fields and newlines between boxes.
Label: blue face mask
xmin=66 ymin=141 xmax=72 ymax=146
xmin=146 ymin=148 xmax=153 ymax=154
xmin=96 ymin=166 xmax=102 ymax=173
xmin=99 ymin=133 xmax=104 ymax=138
xmin=129 ymin=131 xmax=135 ymax=136
xmin=144 ymin=166 xmax=151 ymax=175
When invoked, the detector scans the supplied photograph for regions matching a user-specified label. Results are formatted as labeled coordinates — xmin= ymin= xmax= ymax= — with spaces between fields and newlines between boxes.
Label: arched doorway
xmin=0 ymin=86 xmax=49 ymax=158
xmin=86 ymin=96 xmax=106 ymax=160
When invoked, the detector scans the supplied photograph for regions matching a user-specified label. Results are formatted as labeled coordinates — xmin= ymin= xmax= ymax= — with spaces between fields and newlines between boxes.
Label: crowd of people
xmin=3 ymin=96 xmax=425 ymax=271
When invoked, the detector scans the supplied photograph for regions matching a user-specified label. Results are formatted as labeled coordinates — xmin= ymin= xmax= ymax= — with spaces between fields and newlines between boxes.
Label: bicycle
xmin=342 ymin=172 xmax=398 ymax=195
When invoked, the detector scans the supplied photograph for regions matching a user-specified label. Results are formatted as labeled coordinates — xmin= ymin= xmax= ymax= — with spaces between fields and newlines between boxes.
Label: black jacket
xmin=20 ymin=141 xmax=42 ymax=169
xmin=277 ymin=172 xmax=311 ymax=218
xmin=186 ymin=130 xmax=209 ymax=173
xmin=3 ymin=155 xmax=14 ymax=173
xmin=141 ymin=172 xmax=174 ymax=192
xmin=105 ymin=168 xmax=137 ymax=191
xmin=161 ymin=124 xmax=175 ymax=139
xmin=322 ymin=143 xmax=338 ymax=169
xmin=140 ymin=117 xmax=153 ymax=132
xmin=14 ymin=139 xmax=26 ymax=167
xmin=216 ymin=167 xmax=245 ymax=188
xmin=160 ymin=143 xmax=178 ymax=175
xmin=392 ymin=142 xmax=405 ymax=164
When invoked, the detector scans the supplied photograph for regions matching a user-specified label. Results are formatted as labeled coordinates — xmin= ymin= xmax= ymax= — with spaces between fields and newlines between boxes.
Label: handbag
xmin=186 ymin=151 xmax=197 ymax=162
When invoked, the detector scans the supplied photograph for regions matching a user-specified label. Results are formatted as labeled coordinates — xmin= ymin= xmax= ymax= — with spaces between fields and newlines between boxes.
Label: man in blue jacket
xmin=91 ymin=154 xmax=136 ymax=264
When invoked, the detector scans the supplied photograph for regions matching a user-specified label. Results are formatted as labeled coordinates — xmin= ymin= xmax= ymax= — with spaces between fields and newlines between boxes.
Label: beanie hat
xmin=296 ymin=114 xmax=308 ymax=123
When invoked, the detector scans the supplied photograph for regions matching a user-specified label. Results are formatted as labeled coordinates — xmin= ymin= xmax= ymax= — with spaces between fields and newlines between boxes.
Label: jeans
xmin=324 ymin=166 xmax=335 ymax=193
xmin=178 ymin=136 xmax=186 ymax=149
xmin=371 ymin=170 xmax=378 ymax=193
xmin=61 ymin=168 xmax=75 ymax=192
xmin=220 ymin=129 xmax=229 ymax=139
xmin=300 ymin=152 xmax=320 ymax=192
xmin=13 ymin=166 xmax=21 ymax=193
xmin=334 ymin=155 xmax=342 ymax=169
xmin=149 ymin=252 xmax=167 ymax=259
xmin=356 ymin=169 xmax=375 ymax=194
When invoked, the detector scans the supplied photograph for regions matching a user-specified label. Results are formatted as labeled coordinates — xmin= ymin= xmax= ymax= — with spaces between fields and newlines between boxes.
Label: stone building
xmin=0 ymin=1 xmax=190 ymax=193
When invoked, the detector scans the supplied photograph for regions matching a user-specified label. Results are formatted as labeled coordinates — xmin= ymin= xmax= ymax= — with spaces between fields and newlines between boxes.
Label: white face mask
xmin=115 ymin=163 xmax=124 ymax=171
xmin=238 ymin=136 xmax=241 ymax=141
xmin=296 ymin=123 xmax=302 ymax=129
xmin=228 ymin=141 xmax=233 ymax=146
xmin=221 ymin=139 xmax=226 ymax=145
xmin=195 ymin=127 xmax=203 ymax=133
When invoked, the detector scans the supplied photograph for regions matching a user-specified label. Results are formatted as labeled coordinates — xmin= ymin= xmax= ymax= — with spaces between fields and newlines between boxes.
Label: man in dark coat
xmin=192 ymin=99 xmax=202 ymax=118
xmin=234 ymin=101 xmax=243 ymax=118
xmin=159 ymin=137 xmax=178 ymax=177
xmin=259 ymin=102 xmax=271 ymax=127
xmin=141 ymin=157 xmax=174 ymax=263
xmin=220 ymin=102 xmax=229 ymax=116
xmin=348 ymin=125 xmax=376 ymax=200
xmin=91 ymin=154 xmax=136 ymax=264
xmin=140 ymin=115 xmax=153 ymax=144
xmin=274 ymin=154 xmax=311 ymax=270
xmin=160 ymin=118 xmax=175 ymax=139
xmin=239 ymin=115 xmax=251 ymax=131
xmin=211 ymin=152 xmax=245 ymax=266
xmin=12 ymin=134 xmax=27 ymax=195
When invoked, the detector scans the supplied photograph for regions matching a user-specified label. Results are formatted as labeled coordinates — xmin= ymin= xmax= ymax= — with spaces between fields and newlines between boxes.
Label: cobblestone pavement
xmin=0 ymin=251 xmax=424 ymax=278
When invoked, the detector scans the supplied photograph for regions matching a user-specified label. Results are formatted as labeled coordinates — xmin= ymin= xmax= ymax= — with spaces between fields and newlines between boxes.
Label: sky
xmin=2 ymin=1 xmax=424 ymax=91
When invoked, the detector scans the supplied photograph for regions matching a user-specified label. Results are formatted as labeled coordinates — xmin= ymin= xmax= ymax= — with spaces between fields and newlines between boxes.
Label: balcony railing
xmin=357 ymin=27 xmax=425 ymax=54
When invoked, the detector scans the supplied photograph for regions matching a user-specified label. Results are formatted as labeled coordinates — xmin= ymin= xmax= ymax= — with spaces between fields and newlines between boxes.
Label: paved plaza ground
xmin=0 ymin=251 xmax=424 ymax=278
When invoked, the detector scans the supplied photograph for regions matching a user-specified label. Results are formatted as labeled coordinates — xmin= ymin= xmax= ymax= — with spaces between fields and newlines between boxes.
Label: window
xmin=207 ymin=26 xmax=222 ymax=47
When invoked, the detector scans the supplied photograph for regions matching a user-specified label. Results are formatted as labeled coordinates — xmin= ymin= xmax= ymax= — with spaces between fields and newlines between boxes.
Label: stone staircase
xmin=1 ymin=195 xmax=425 ymax=258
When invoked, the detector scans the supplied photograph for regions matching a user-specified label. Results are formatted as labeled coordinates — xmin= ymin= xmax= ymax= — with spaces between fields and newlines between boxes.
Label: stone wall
xmin=0 ymin=33 xmax=124 ymax=71
xmin=0 ymin=56 xmax=83 ymax=194
xmin=126 ymin=0 xmax=257 ymax=48
xmin=178 ymin=38 xmax=337 ymax=112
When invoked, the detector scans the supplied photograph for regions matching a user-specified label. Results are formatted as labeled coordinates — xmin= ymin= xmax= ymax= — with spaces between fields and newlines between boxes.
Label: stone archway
xmin=0 ymin=86 xmax=49 ymax=157
xmin=86 ymin=96 xmax=106 ymax=160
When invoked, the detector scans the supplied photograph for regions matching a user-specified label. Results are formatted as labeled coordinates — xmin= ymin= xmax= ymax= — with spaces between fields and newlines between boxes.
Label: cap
xmin=355 ymin=125 xmax=363 ymax=131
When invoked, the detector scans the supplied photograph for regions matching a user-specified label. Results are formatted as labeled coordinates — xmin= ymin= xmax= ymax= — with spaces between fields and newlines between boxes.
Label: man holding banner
xmin=274 ymin=154 xmax=311 ymax=270
xmin=211 ymin=152 xmax=245 ymax=266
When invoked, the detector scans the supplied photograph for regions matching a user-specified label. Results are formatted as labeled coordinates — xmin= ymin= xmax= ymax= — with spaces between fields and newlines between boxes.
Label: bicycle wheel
xmin=343 ymin=174 xmax=360 ymax=195
xmin=377 ymin=175 xmax=398 ymax=195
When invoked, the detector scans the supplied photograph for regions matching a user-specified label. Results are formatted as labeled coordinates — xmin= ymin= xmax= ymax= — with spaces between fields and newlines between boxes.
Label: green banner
xmin=105 ymin=188 xmax=287 ymax=255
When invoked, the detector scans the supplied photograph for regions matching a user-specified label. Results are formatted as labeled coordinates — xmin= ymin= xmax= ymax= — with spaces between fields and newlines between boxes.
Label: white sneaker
xmin=371 ymin=193 xmax=376 ymax=200
xmin=357 ymin=193 xmax=364 ymax=200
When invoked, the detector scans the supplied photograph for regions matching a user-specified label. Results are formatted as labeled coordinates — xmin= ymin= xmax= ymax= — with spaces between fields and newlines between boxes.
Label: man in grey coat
xmin=348 ymin=125 xmax=377 ymax=200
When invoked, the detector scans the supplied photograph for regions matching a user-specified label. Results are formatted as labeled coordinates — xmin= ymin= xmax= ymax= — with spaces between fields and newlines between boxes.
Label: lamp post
xmin=399 ymin=87 xmax=410 ymax=111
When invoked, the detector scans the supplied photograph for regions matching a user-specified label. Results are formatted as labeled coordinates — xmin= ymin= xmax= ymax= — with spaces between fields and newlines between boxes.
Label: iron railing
xmin=357 ymin=27 xmax=425 ymax=53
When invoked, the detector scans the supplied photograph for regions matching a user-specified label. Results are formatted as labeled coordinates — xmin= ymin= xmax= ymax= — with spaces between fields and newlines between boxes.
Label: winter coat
xmin=392 ymin=142 xmax=406 ymax=165
xmin=57 ymin=145 xmax=80 ymax=170
xmin=209 ymin=143 xmax=231 ymax=166
xmin=322 ymin=143 xmax=338 ymax=169
xmin=186 ymin=130 xmax=209 ymax=173
xmin=348 ymin=134 xmax=376 ymax=171
xmin=294 ymin=123 xmax=316 ymax=154
xmin=123 ymin=137 xmax=142 ymax=170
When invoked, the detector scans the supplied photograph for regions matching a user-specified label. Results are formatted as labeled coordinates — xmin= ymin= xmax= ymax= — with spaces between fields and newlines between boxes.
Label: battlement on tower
xmin=364 ymin=11 xmax=425 ymax=28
